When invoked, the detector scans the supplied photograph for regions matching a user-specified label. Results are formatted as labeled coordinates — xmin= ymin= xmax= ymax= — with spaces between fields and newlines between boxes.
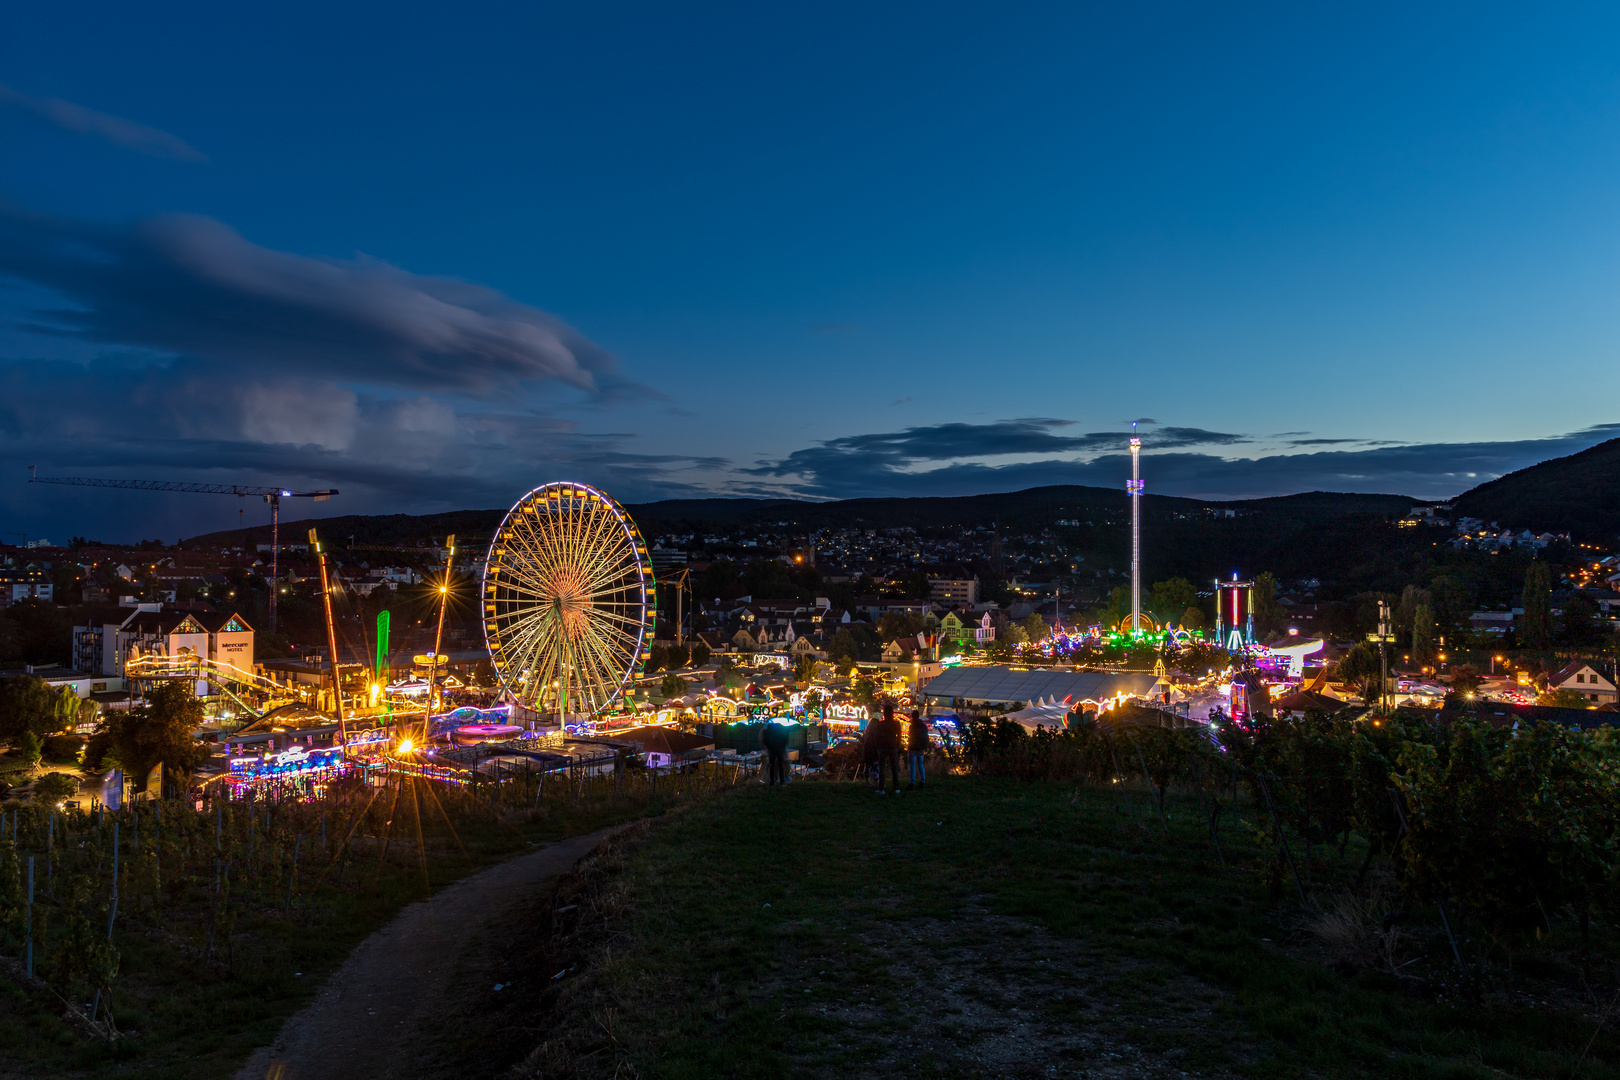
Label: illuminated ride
xmin=482 ymin=482 xmax=656 ymax=722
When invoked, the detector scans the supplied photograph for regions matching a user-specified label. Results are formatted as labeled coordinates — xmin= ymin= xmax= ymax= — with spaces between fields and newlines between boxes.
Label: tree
xmin=1002 ymin=622 xmax=1029 ymax=645
xmin=1336 ymin=642 xmax=1385 ymax=705
xmin=32 ymin=772 xmax=77 ymax=803
xmin=1449 ymin=663 xmax=1482 ymax=695
xmin=53 ymin=685 xmax=81 ymax=733
xmin=1427 ymin=574 xmax=1472 ymax=639
xmin=886 ymin=569 xmax=931 ymax=600
xmin=852 ymin=675 xmax=878 ymax=707
xmin=984 ymin=641 xmax=1013 ymax=662
xmin=1147 ymin=578 xmax=1197 ymax=623
xmin=1539 ymin=687 xmax=1591 ymax=709
xmin=1021 ymin=613 xmax=1049 ymax=642
xmin=664 ymin=644 xmax=690 ymax=669
xmin=743 ymin=559 xmax=800 ymax=600
xmin=1521 ymin=561 xmax=1554 ymax=649
xmin=712 ymin=655 xmax=738 ymax=687
xmin=1562 ymin=592 xmax=1601 ymax=646
xmin=792 ymin=653 xmax=817 ymax=683
xmin=824 ymin=624 xmax=880 ymax=665
xmin=18 ymin=729 xmax=41 ymax=768
xmin=1412 ymin=597 xmax=1436 ymax=663
xmin=696 ymin=559 xmax=742 ymax=604
xmin=1253 ymin=572 xmax=1280 ymax=635
xmin=877 ymin=611 xmax=926 ymax=641
xmin=659 ymin=672 xmax=688 ymax=699
xmin=0 ymin=675 xmax=59 ymax=744
xmin=645 ymin=645 xmax=668 ymax=673
xmin=1180 ymin=605 xmax=1206 ymax=631
xmin=689 ymin=641 xmax=712 ymax=667
xmin=1097 ymin=586 xmax=1130 ymax=628
xmin=1397 ymin=585 xmax=1429 ymax=640
xmin=0 ymin=599 xmax=73 ymax=666
xmin=83 ymin=681 xmax=207 ymax=784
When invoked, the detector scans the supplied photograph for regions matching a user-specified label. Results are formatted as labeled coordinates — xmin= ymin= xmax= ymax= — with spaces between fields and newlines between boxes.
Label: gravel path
xmin=233 ymin=825 xmax=628 ymax=1080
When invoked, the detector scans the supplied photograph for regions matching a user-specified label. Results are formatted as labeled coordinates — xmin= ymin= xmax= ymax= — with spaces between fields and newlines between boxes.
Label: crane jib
xmin=28 ymin=474 xmax=337 ymax=499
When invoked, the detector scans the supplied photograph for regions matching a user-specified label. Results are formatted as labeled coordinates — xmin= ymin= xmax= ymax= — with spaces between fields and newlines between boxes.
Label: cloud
xmin=748 ymin=418 xmax=1248 ymax=491
xmin=1284 ymin=437 xmax=1404 ymax=446
xmin=0 ymin=357 xmax=724 ymax=540
xmin=743 ymin=418 xmax=1620 ymax=501
xmin=0 ymin=209 xmax=626 ymax=396
xmin=0 ymin=84 xmax=207 ymax=162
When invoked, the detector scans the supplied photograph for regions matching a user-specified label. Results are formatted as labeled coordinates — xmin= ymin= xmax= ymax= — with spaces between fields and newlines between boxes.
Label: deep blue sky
xmin=4 ymin=1 xmax=1620 ymax=541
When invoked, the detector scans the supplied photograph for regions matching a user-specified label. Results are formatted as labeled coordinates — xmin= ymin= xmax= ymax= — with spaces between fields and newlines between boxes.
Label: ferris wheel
xmin=482 ymin=483 xmax=655 ymax=718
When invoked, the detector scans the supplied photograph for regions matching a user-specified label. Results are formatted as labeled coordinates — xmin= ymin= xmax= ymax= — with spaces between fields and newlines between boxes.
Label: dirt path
xmin=233 ymin=825 xmax=628 ymax=1080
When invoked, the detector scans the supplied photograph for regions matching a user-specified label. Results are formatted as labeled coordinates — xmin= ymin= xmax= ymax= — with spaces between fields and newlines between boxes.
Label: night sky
xmin=4 ymin=2 xmax=1620 ymax=541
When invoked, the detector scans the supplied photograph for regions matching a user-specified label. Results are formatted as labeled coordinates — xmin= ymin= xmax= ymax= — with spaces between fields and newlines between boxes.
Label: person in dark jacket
xmin=761 ymin=719 xmax=792 ymax=786
xmin=906 ymin=711 xmax=930 ymax=788
xmin=870 ymin=702 xmax=902 ymax=794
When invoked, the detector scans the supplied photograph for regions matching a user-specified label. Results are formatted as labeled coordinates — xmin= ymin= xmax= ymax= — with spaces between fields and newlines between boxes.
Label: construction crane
xmin=661 ymin=566 xmax=692 ymax=647
xmin=28 ymin=467 xmax=337 ymax=635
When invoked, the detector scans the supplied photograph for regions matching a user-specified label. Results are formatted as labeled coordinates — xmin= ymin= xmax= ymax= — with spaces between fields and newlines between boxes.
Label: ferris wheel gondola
xmin=482 ymin=483 xmax=655 ymax=719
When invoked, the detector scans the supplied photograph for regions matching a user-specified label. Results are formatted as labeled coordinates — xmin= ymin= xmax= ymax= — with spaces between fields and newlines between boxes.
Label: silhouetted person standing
xmin=906 ymin=711 xmax=930 ymax=788
xmin=871 ymin=703 xmax=902 ymax=794
xmin=761 ymin=719 xmax=791 ymax=786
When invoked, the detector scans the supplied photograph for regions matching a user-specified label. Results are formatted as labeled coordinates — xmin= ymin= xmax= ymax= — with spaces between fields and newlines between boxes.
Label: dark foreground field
xmin=451 ymin=776 xmax=1620 ymax=1080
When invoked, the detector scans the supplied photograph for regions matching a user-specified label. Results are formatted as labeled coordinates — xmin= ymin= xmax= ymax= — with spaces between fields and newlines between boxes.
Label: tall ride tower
xmin=1127 ymin=424 xmax=1144 ymax=636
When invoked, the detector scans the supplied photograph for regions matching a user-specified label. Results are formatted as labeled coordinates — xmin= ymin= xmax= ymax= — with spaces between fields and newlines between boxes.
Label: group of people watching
xmin=861 ymin=701 xmax=929 ymax=794
xmin=756 ymin=699 xmax=932 ymax=793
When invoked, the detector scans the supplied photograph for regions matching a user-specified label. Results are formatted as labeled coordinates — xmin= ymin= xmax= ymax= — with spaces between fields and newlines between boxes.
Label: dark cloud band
xmin=0 ymin=209 xmax=623 ymax=396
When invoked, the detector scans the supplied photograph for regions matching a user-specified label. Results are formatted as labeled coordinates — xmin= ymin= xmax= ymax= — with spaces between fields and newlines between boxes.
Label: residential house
xmin=974 ymin=612 xmax=996 ymax=643
xmin=1550 ymin=661 xmax=1618 ymax=706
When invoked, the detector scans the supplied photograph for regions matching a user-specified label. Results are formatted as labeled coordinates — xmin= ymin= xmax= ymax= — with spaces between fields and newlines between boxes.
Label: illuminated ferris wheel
xmin=482 ymin=483 xmax=655 ymax=718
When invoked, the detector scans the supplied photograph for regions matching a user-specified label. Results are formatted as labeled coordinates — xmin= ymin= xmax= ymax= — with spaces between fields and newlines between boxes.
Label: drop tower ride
xmin=1127 ymin=423 xmax=1143 ymax=636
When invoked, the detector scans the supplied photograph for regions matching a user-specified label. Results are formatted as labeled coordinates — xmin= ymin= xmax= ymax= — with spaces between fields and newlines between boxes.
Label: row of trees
xmin=0 ymin=675 xmax=94 ymax=744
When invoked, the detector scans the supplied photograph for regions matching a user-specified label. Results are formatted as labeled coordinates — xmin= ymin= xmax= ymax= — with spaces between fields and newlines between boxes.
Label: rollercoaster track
xmin=124 ymin=655 xmax=432 ymax=720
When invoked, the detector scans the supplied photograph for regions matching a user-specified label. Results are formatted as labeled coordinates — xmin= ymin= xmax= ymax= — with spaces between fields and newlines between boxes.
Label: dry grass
xmin=1303 ymin=883 xmax=1415 ymax=976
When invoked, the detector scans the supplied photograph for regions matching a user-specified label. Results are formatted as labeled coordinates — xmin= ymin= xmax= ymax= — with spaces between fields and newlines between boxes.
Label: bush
xmin=33 ymin=772 xmax=78 ymax=803
xmin=42 ymin=733 xmax=84 ymax=762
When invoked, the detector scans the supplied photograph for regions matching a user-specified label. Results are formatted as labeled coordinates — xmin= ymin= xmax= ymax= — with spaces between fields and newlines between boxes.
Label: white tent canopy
xmin=1002 ymin=697 xmax=1073 ymax=730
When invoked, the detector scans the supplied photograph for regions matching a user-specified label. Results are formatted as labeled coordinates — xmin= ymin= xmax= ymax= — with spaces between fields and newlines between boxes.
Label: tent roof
xmin=923 ymin=665 xmax=1162 ymax=705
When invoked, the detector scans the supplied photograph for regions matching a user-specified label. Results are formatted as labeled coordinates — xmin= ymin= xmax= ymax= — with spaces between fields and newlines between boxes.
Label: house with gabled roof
xmin=1550 ymin=661 xmax=1618 ymax=706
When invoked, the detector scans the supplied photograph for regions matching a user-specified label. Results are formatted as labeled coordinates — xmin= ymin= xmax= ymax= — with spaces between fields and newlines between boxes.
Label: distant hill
xmin=183 ymin=485 xmax=1429 ymax=590
xmin=1452 ymin=437 xmax=1620 ymax=541
xmin=186 ymin=486 xmax=1418 ymax=549
xmin=187 ymin=509 xmax=508 ymax=551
